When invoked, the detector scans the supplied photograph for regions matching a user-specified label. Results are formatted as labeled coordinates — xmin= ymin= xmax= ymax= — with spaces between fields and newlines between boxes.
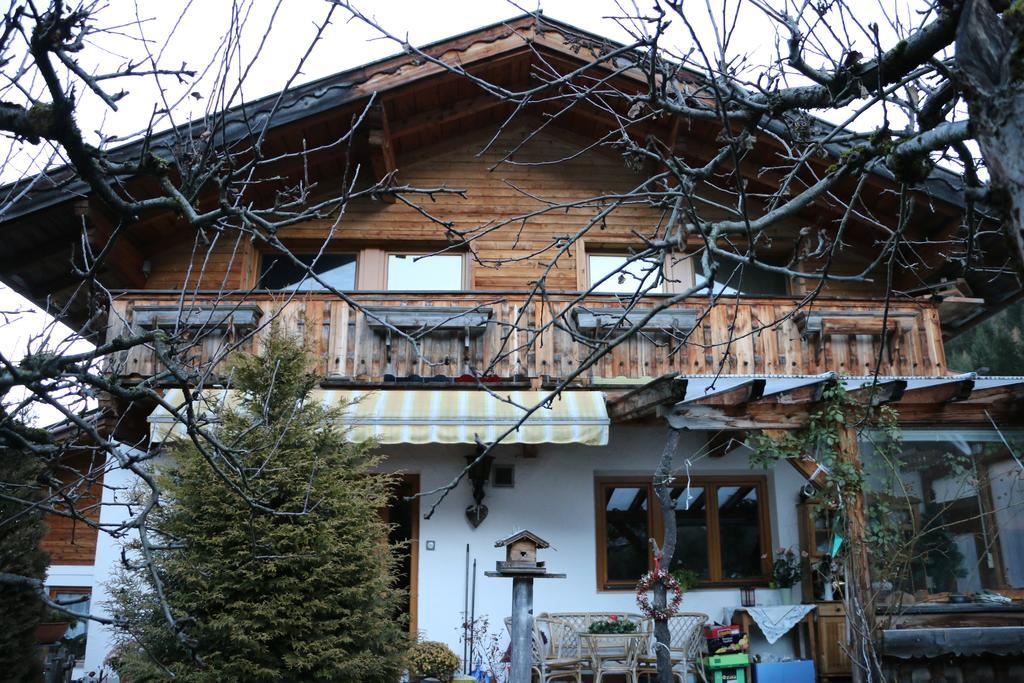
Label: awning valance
xmin=148 ymin=389 xmax=609 ymax=446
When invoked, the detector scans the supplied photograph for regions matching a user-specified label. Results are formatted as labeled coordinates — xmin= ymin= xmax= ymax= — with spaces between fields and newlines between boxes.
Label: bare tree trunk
xmin=957 ymin=0 xmax=1024 ymax=273
xmin=838 ymin=426 xmax=883 ymax=683
xmin=652 ymin=428 xmax=681 ymax=683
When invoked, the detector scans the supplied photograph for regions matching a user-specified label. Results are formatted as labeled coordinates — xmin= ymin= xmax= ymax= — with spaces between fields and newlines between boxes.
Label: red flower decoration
xmin=635 ymin=569 xmax=684 ymax=621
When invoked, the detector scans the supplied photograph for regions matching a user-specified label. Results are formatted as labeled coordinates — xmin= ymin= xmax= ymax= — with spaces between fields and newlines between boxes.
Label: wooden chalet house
xmin=3 ymin=14 xmax=1024 ymax=681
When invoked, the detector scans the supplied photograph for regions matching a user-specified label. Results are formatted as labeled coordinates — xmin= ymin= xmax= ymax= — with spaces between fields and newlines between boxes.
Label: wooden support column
xmin=837 ymin=424 xmax=878 ymax=683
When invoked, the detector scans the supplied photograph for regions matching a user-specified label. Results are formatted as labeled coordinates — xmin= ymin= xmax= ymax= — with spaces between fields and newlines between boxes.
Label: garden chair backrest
xmin=670 ymin=613 xmax=709 ymax=659
xmin=641 ymin=612 xmax=709 ymax=658
xmin=504 ymin=616 xmax=543 ymax=665
xmin=535 ymin=616 xmax=579 ymax=660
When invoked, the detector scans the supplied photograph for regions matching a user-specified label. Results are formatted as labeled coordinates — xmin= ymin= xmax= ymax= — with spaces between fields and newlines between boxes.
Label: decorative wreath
xmin=635 ymin=569 xmax=684 ymax=621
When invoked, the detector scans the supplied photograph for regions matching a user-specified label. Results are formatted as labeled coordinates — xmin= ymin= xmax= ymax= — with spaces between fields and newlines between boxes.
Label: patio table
xmin=579 ymin=631 xmax=647 ymax=683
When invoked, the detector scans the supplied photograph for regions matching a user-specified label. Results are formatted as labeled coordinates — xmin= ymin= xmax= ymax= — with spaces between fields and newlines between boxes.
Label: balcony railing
xmin=105 ymin=292 xmax=949 ymax=384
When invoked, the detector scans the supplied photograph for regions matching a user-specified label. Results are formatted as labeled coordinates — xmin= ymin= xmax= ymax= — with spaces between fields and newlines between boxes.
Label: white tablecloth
xmin=725 ymin=605 xmax=816 ymax=644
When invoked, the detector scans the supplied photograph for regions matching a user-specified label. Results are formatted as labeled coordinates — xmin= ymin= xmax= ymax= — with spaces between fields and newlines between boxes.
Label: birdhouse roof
xmin=494 ymin=530 xmax=550 ymax=549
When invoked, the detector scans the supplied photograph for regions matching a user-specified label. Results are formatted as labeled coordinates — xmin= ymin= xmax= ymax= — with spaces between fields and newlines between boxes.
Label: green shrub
xmin=407 ymin=640 xmax=460 ymax=681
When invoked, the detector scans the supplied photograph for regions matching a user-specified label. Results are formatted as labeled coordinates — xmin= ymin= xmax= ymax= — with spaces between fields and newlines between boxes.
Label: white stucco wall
xmin=69 ymin=449 xmax=140 ymax=680
xmin=72 ymin=426 xmax=809 ymax=677
xmin=382 ymin=425 xmax=808 ymax=666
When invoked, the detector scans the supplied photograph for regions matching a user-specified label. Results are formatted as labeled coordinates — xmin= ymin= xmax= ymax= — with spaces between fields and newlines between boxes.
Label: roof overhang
xmin=607 ymin=372 xmax=1024 ymax=429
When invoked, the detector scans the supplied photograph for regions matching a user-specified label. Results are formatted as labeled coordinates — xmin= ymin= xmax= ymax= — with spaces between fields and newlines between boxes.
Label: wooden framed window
xmin=254 ymin=247 xmax=471 ymax=291
xmin=587 ymin=254 xmax=664 ymax=294
xmin=385 ymin=253 xmax=465 ymax=291
xmin=49 ymin=587 xmax=91 ymax=661
xmin=691 ymin=250 xmax=789 ymax=296
xmin=595 ymin=476 xmax=771 ymax=590
xmin=576 ymin=241 xmax=694 ymax=294
xmin=257 ymin=252 xmax=357 ymax=290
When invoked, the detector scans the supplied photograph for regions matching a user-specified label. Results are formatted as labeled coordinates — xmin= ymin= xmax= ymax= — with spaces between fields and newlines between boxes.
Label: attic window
xmin=386 ymin=254 xmax=463 ymax=291
xmin=693 ymin=252 xmax=788 ymax=296
xmin=588 ymin=254 xmax=663 ymax=294
xmin=258 ymin=253 xmax=356 ymax=290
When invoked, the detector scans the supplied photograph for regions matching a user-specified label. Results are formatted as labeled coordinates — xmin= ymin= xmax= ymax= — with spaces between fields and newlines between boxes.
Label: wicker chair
xmin=534 ymin=616 xmax=586 ymax=683
xmin=636 ymin=612 xmax=709 ymax=683
xmin=504 ymin=616 xmax=542 ymax=682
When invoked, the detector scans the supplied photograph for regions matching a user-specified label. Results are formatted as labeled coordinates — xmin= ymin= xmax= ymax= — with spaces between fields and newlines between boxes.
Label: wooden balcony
xmin=106 ymin=292 xmax=949 ymax=385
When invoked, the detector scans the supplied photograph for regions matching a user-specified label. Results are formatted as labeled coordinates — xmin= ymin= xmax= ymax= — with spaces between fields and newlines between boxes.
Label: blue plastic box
xmin=752 ymin=659 xmax=815 ymax=683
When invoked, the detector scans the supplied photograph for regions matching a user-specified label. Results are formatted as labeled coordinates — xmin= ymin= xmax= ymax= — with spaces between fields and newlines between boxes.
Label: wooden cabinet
xmin=798 ymin=500 xmax=852 ymax=679
xmin=814 ymin=601 xmax=851 ymax=679
xmin=797 ymin=498 xmax=842 ymax=603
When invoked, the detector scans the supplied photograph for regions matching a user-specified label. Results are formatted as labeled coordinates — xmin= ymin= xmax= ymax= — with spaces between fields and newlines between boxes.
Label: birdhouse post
xmin=486 ymin=531 xmax=565 ymax=683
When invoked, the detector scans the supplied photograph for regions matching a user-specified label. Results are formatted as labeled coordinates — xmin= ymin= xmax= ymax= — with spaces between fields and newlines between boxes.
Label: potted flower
xmin=587 ymin=614 xmax=640 ymax=653
xmin=766 ymin=546 xmax=805 ymax=603
xmin=587 ymin=614 xmax=639 ymax=634
xmin=407 ymin=640 xmax=460 ymax=682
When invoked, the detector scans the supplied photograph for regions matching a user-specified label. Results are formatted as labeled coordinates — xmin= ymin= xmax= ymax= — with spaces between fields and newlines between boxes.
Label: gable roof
xmin=494 ymin=530 xmax=550 ymax=549
xmin=0 ymin=12 xmax=1013 ymax=332
xmin=0 ymin=12 xmax=971 ymax=222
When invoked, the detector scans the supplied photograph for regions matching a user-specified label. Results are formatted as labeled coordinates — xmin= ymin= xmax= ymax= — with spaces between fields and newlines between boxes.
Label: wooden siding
xmin=138 ymin=126 xmax=886 ymax=299
xmin=106 ymin=293 xmax=947 ymax=382
xmin=41 ymin=452 xmax=102 ymax=565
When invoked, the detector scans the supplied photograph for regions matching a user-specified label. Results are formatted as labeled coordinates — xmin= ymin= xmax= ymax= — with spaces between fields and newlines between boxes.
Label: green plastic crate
xmin=705 ymin=653 xmax=749 ymax=683
xmin=706 ymin=653 xmax=750 ymax=669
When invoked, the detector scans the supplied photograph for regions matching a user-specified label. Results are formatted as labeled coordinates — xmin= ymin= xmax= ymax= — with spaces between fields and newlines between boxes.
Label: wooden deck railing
xmin=106 ymin=292 xmax=948 ymax=383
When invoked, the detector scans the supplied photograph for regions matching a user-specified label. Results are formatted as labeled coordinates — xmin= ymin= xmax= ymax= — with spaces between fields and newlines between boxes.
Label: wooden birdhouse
xmin=494 ymin=530 xmax=550 ymax=574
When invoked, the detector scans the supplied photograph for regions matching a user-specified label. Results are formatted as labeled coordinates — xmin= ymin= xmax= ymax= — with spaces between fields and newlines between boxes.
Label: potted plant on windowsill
xmin=766 ymin=547 xmax=804 ymax=603
xmin=670 ymin=567 xmax=702 ymax=594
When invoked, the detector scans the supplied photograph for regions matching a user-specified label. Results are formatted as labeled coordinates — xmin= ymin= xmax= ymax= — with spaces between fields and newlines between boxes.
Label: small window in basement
xmin=589 ymin=254 xmax=663 ymax=294
xmin=258 ymin=253 xmax=356 ymax=290
xmin=387 ymin=254 xmax=463 ymax=291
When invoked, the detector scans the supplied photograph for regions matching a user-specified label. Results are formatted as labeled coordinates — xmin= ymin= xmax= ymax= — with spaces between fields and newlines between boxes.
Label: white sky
xmin=0 ymin=0 xmax=938 ymax=424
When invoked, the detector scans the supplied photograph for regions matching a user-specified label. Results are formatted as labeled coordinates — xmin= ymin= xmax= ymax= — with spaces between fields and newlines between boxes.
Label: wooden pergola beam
xmin=895 ymin=378 xmax=975 ymax=405
xmin=847 ymin=379 xmax=907 ymax=407
xmin=761 ymin=376 xmax=832 ymax=405
xmin=606 ymin=373 xmax=686 ymax=422
xmin=685 ymin=378 xmax=766 ymax=406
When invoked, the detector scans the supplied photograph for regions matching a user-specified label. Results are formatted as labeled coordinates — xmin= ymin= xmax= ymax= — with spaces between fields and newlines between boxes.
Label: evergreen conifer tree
xmin=110 ymin=331 xmax=407 ymax=682
xmin=0 ymin=443 xmax=50 ymax=683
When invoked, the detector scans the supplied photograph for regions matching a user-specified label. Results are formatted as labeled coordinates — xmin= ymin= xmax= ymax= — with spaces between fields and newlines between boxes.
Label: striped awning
xmin=148 ymin=389 xmax=609 ymax=446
